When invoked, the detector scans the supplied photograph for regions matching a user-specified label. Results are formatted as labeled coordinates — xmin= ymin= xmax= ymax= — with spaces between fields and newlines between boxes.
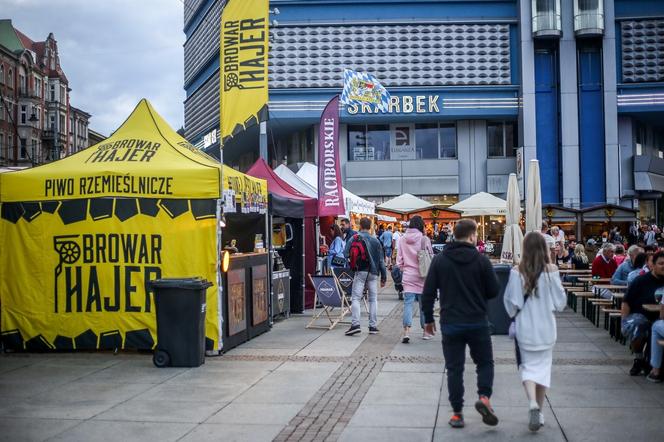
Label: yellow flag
xmin=220 ymin=0 xmax=269 ymax=143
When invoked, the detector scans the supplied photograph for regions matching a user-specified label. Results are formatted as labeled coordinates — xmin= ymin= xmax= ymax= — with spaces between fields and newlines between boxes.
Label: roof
xmin=273 ymin=164 xmax=317 ymax=198
xmin=247 ymin=158 xmax=317 ymax=218
xmin=377 ymin=193 xmax=432 ymax=213
xmin=0 ymin=99 xmax=264 ymax=203
xmin=449 ymin=192 xmax=508 ymax=217
xmin=0 ymin=20 xmax=24 ymax=53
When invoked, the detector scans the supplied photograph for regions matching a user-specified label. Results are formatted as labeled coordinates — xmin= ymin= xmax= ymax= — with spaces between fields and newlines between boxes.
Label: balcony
xmin=532 ymin=0 xmax=562 ymax=38
xmin=42 ymin=129 xmax=67 ymax=142
xmin=19 ymin=88 xmax=41 ymax=100
xmin=574 ymin=0 xmax=604 ymax=37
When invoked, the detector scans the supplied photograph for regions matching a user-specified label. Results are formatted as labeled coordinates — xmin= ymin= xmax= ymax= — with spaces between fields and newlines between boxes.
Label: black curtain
xmin=224 ymin=213 xmax=266 ymax=252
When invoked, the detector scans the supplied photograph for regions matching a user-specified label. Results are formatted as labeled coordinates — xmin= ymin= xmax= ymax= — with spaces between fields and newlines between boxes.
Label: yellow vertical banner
xmin=220 ymin=0 xmax=269 ymax=143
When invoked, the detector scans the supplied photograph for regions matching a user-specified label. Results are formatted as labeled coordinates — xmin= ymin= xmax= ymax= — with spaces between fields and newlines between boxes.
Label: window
xmin=0 ymin=65 xmax=4 ymax=84
xmin=439 ymin=124 xmax=457 ymax=158
xmin=19 ymin=138 xmax=26 ymax=159
xmin=0 ymin=104 xmax=3 ymax=121
xmin=0 ymin=133 xmax=4 ymax=160
xmin=60 ymin=85 xmax=66 ymax=102
xmin=7 ymin=68 xmax=12 ymax=87
xmin=20 ymin=105 xmax=26 ymax=124
xmin=348 ymin=125 xmax=391 ymax=161
xmin=49 ymin=113 xmax=55 ymax=130
xmin=415 ymin=123 xmax=438 ymax=159
xmin=8 ymin=135 xmax=13 ymax=160
xmin=60 ymin=114 xmax=65 ymax=133
xmin=31 ymin=138 xmax=37 ymax=159
xmin=50 ymin=84 xmax=55 ymax=101
xmin=19 ymin=74 xmax=26 ymax=95
xmin=34 ymin=77 xmax=41 ymax=97
xmin=487 ymin=122 xmax=517 ymax=157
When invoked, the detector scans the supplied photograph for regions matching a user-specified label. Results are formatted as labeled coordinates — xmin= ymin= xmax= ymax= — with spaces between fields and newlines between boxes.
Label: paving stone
xmin=93 ymin=399 xmax=226 ymax=423
xmin=179 ymin=423 xmax=283 ymax=442
xmin=0 ymin=417 xmax=81 ymax=442
xmin=207 ymin=403 xmax=302 ymax=425
xmin=50 ymin=420 xmax=196 ymax=442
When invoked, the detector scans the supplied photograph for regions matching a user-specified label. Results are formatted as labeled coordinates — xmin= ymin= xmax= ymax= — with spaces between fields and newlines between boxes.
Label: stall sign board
xmin=252 ymin=265 xmax=268 ymax=325
xmin=228 ymin=268 xmax=247 ymax=336
xmin=332 ymin=268 xmax=354 ymax=299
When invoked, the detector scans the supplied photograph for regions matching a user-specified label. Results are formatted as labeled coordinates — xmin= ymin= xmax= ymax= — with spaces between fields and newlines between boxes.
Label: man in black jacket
xmin=422 ymin=219 xmax=500 ymax=429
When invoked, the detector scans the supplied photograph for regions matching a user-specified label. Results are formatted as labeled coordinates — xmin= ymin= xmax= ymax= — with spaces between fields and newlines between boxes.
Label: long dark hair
xmin=409 ymin=215 xmax=425 ymax=234
xmin=518 ymin=232 xmax=550 ymax=295
xmin=330 ymin=224 xmax=342 ymax=239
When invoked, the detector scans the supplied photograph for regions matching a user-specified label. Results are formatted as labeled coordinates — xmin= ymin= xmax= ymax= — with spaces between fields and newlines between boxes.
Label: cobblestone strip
xmin=222 ymin=354 xmax=632 ymax=367
xmin=274 ymin=301 xmax=404 ymax=442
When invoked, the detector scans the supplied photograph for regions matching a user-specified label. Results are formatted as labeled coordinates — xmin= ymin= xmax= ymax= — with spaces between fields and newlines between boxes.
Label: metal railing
xmin=532 ymin=13 xmax=562 ymax=37
xmin=574 ymin=12 xmax=604 ymax=35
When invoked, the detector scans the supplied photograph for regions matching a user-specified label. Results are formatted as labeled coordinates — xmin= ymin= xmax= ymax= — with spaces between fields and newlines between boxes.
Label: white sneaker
xmin=528 ymin=408 xmax=541 ymax=432
xmin=422 ymin=332 xmax=433 ymax=340
xmin=539 ymin=411 xmax=545 ymax=426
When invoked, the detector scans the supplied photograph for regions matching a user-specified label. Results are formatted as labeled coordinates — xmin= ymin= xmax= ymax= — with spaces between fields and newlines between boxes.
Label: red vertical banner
xmin=317 ymin=96 xmax=345 ymax=216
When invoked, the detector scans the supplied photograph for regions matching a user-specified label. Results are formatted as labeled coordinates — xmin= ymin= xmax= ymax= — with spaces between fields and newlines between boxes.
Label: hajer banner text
xmin=220 ymin=0 xmax=269 ymax=143
xmin=0 ymin=197 xmax=220 ymax=351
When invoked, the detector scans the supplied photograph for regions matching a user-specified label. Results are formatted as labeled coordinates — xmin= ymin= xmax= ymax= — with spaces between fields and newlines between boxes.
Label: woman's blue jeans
xmin=403 ymin=292 xmax=424 ymax=329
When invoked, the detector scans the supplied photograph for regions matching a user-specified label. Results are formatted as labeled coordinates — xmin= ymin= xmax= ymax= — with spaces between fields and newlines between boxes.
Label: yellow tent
xmin=0 ymin=99 xmax=266 ymax=352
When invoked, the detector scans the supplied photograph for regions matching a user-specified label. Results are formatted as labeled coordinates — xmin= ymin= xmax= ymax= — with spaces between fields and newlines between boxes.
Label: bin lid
xmin=149 ymin=277 xmax=213 ymax=290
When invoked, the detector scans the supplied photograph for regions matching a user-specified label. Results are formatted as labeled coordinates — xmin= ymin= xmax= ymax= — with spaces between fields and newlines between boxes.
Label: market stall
xmin=579 ymin=204 xmax=637 ymax=243
xmin=405 ymin=206 xmax=462 ymax=236
xmin=0 ymin=100 xmax=247 ymax=353
xmin=220 ymin=166 xmax=270 ymax=350
xmin=449 ymin=192 xmax=509 ymax=244
xmin=543 ymin=205 xmax=581 ymax=241
xmin=247 ymin=158 xmax=318 ymax=315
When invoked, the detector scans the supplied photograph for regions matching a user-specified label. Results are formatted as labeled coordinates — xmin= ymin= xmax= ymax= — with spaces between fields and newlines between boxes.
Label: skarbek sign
xmin=346 ymin=95 xmax=440 ymax=115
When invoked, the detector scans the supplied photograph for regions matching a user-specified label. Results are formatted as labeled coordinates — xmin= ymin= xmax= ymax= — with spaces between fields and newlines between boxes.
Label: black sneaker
xmin=629 ymin=358 xmax=643 ymax=376
xmin=369 ymin=326 xmax=379 ymax=334
xmin=448 ymin=413 xmax=465 ymax=428
xmin=345 ymin=324 xmax=361 ymax=336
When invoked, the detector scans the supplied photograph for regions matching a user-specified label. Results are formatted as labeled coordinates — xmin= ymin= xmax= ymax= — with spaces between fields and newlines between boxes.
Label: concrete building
xmin=183 ymin=0 xmax=664 ymax=221
xmin=88 ymin=128 xmax=106 ymax=147
xmin=0 ymin=19 xmax=91 ymax=166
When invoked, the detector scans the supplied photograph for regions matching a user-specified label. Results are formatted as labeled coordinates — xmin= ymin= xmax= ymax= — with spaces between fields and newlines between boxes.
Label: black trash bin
xmin=150 ymin=277 xmax=212 ymax=368
xmin=488 ymin=264 xmax=512 ymax=335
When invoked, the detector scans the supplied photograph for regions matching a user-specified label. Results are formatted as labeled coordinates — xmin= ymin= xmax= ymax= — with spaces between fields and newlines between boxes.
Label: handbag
xmin=331 ymin=255 xmax=346 ymax=267
xmin=417 ymin=236 xmax=432 ymax=278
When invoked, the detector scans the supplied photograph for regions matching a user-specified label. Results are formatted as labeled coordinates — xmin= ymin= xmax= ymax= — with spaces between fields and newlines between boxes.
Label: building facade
xmin=183 ymin=0 xmax=664 ymax=220
xmin=0 ymin=19 xmax=91 ymax=167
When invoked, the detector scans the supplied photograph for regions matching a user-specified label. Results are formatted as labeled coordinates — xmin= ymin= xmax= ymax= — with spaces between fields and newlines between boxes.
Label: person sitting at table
xmin=591 ymin=243 xmax=617 ymax=279
xmin=571 ymin=244 xmax=590 ymax=270
xmin=614 ymin=244 xmax=627 ymax=266
xmin=612 ymin=245 xmax=643 ymax=286
xmin=646 ymin=301 xmax=664 ymax=383
xmin=627 ymin=252 xmax=648 ymax=286
xmin=622 ymin=251 xmax=664 ymax=376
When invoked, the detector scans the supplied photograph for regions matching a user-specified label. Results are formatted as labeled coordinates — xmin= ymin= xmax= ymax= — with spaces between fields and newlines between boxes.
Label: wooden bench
xmin=589 ymin=299 xmax=614 ymax=326
xmin=573 ymin=292 xmax=596 ymax=315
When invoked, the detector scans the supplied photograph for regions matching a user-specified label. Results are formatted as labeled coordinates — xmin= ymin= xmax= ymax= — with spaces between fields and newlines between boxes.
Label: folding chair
xmin=306 ymin=274 xmax=351 ymax=330
xmin=332 ymin=267 xmax=369 ymax=314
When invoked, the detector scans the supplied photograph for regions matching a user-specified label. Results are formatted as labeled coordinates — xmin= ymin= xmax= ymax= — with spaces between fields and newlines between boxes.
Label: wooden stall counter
xmin=223 ymin=252 xmax=270 ymax=351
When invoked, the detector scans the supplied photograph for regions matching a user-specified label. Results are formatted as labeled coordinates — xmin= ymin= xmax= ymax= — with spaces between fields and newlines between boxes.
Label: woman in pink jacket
xmin=397 ymin=215 xmax=434 ymax=343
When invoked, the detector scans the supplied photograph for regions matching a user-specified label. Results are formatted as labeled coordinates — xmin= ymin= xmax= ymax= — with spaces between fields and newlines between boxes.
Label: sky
xmin=3 ymin=0 xmax=185 ymax=136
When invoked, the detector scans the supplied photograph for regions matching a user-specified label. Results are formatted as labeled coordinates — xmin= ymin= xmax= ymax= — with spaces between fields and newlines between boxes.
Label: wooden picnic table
xmin=577 ymin=277 xmax=611 ymax=283
xmin=558 ymin=269 xmax=592 ymax=274
xmin=593 ymin=285 xmax=628 ymax=291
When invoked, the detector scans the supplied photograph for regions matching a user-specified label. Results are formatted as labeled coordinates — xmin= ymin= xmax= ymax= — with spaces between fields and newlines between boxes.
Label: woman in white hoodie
xmin=504 ymin=232 xmax=567 ymax=432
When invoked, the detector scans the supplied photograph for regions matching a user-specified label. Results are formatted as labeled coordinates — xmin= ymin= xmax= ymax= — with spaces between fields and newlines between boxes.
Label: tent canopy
xmin=296 ymin=162 xmax=375 ymax=216
xmin=273 ymin=164 xmax=317 ymax=198
xmin=377 ymin=193 xmax=432 ymax=213
xmin=247 ymin=159 xmax=317 ymax=218
xmin=449 ymin=192 xmax=509 ymax=217
xmin=0 ymin=99 xmax=266 ymax=204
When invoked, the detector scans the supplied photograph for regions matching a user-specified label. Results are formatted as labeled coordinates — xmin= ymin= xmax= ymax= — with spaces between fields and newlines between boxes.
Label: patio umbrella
xmin=501 ymin=173 xmax=524 ymax=264
xmin=525 ymin=159 xmax=542 ymax=234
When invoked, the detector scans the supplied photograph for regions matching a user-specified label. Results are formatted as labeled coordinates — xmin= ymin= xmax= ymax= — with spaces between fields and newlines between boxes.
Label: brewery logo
xmin=52 ymin=233 xmax=163 ymax=314
xmin=222 ymin=17 xmax=267 ymax=92
xmin=276 ymin=279 xmax=285 ymax=313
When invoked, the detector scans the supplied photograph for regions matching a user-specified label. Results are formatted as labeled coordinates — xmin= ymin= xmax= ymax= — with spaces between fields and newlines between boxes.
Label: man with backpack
xmin=421 ymin=219 xmax=500 ymax=429
xmin=344 ymin=217 xmax=387 ymax=336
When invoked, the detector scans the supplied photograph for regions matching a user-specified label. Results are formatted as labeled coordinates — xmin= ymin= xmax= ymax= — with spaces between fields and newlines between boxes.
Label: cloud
xmin=3 ymin=0 xmax=185 ymax=136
